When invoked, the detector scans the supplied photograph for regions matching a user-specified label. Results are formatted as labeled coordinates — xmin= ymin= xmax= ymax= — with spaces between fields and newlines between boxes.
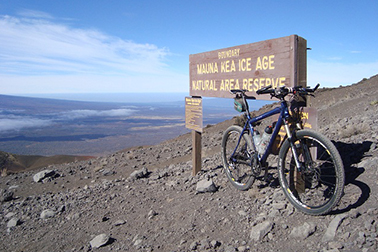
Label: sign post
xmin=191 ymin=130 xmax=201 ymax=176
xmin=185 ymin=97 xmax=203 ymax=175
xmin=186 ymin=35 xmax=307 ymax=175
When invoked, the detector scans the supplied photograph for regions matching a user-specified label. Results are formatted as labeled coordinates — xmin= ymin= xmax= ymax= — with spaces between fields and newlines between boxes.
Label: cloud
xmin=0 ymin=11 xmax=188 ymax=93
xmin=59 ymin=108 xmax=136 ymax=119
xmin=0 ymin=115 xmax=53 ymax=132
xmin=0 ymin=14 xmax=169 ymax=75
xmin=17 ymin=9 xmax=54 ymax=19
xmin=308 ymin=58 xmax=378 ymax=87
xmin=0 ymin=108 xmax=136 ymax=132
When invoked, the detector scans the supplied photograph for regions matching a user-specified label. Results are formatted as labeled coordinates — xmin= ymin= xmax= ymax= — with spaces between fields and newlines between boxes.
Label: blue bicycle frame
xmin=241 ymin=100 xmax=291 ymax=165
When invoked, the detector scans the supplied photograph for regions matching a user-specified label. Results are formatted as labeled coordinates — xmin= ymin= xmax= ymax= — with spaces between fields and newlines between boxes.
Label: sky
xmin=0 ymin=0 xmax=377 ymax=97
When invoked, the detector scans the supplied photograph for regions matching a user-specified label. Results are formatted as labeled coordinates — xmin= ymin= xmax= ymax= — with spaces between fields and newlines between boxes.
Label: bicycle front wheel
xmin=278 ymin=129 xmax=345 ymax=215
xmin=222 ymin=125 xmax=255 ymax=191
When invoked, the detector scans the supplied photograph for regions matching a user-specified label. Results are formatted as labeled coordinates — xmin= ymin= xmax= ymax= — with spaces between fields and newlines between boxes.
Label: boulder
xmin=196 ymin=179 xmax=217 ymax=193
xmin=250 ymin=221 xmax=274 ymax=241
xmin=33 ymin=170 xmax=55 ymax=183
xmin=90 ymin=234 xmax=110 ymax=248
xmin=40 ymin=209 xmax=56 ymax=219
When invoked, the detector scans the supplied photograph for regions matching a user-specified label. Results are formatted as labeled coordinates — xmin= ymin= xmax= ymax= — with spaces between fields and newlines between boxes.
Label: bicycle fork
xmin=283 ymin=121 xmax=304 ymax=172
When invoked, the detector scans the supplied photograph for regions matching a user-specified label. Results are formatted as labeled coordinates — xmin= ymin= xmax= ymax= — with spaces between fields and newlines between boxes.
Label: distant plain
xmin=0 ymin=93 xmax=271 ymax=156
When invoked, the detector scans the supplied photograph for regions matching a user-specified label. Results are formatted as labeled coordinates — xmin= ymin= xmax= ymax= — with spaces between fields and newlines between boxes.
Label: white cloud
xmin=0 ymin=14 xmax=168 ymax=75
xmin=308 ymin=58 xmax=378 ymax=87
xmin=17 ymin=9 xmax=54 ymax=19
xmin=0 ymin=12 xmax=188 ymax=93
xmin=0 ymin=115 xmax=53 ymax=132
xmin=59 ymin=108 xmax=135 ymax=119
xmin=0 ymin=108 xmax=137 ymax=132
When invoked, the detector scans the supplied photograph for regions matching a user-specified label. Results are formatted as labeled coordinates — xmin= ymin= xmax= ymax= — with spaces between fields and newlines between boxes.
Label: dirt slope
xmin=1 ymin=75 xmax=378 ymax=252
xmin=0 ymin=151 xmax=93 ymax=174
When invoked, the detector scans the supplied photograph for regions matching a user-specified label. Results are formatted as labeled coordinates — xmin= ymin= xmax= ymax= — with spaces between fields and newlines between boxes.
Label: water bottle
xmin=253 ymin=130 xmax=261 ymax=151
xmin=257 ymin=126 xmax=273 ymax=155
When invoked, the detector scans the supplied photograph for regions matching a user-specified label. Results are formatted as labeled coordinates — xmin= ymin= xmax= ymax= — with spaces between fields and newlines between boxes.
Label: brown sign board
xmin=273 ymin=107 xmax=318 ymax=154
xmin=299 ymin=107 xmax=318 ymax=131
xmin=185 ymin=97 xmax=203 ymax=132
xmin=189 ymin=35 xmax=307 ymax=99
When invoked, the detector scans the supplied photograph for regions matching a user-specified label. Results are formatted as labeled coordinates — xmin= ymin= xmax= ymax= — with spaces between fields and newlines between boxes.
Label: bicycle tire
xmin=278 ymin=129 xmax=345 ymax=215
xmin=222 ymin=125 xmax=255 ymax=191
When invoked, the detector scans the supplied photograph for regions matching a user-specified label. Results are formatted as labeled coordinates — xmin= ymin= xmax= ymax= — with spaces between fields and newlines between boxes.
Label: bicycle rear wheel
xmin=222 ymin=125 xmax=255 ymax=191
xmin=278 ymin=129 xmax=345 ymax=215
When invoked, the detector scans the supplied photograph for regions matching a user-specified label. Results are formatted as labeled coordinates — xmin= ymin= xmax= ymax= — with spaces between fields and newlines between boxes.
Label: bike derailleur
xmin=250 ymin=152 xmax=261 ymax=176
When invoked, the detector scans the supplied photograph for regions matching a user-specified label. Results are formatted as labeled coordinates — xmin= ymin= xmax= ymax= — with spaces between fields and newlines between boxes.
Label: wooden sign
xmin=189 ymin=35 xmax=307 ymax=99
xmin=185 ymin=97 xmax=203 ymax=132
xmin=188 ymin=35 xmax=307 ymax=175
xmin=185 ymin=97 xmax=203 ymax=175
xmin=299 ymin=107 xmax=318 ymax=131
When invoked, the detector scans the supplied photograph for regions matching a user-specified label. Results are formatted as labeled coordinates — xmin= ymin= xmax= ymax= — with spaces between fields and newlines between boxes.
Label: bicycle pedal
xmin=263 ymin=174 xmax=274 ymax=182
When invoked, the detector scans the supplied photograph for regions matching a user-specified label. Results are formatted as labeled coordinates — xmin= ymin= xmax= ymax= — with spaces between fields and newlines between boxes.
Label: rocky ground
xmin=1 ymin=75 xmax=378 ymax=252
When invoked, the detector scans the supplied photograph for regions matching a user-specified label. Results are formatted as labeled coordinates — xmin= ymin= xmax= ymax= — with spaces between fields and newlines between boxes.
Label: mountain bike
xmin=221 ymin=84 xmax=345 ymax=215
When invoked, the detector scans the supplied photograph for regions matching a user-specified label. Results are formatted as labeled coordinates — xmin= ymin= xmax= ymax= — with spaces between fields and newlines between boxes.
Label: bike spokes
xmin=278 ymin=130 xmax=344 ymax=215
xmin=222 ymin=126 xmax=256 ymax=190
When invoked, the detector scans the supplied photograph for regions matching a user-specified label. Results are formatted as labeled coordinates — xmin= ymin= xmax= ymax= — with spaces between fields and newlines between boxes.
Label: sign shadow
xmin=330 ymin=141 xmax=373 ymax=215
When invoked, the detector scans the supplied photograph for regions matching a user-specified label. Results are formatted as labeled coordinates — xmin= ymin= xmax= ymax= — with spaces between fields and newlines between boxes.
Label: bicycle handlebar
xmin=256 ymin=84 xmax=320 ymax=98
xmin=231 ymin=84 xmax=320 ymax=101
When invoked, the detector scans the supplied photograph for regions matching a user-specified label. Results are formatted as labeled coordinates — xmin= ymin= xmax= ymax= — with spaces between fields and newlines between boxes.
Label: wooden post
xmin=294 ymin=35 xmax=307 ymax=193
xmin=192 ymin=130 xmax=202 ymax=175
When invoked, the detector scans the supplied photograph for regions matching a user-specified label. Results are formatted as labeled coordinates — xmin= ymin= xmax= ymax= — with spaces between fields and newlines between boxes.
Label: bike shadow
xmin=329 ymin=140 xmax=372 ymax=215
xmin=260 ymin=140 xmax=373 ymax=215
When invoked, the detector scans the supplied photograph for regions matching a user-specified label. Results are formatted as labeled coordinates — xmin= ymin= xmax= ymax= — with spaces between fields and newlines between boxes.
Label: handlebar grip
xmin=302 ymin=83 xmax=320 ymax=93
xmin=256 ymin=85 xmax=273 ymax=95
